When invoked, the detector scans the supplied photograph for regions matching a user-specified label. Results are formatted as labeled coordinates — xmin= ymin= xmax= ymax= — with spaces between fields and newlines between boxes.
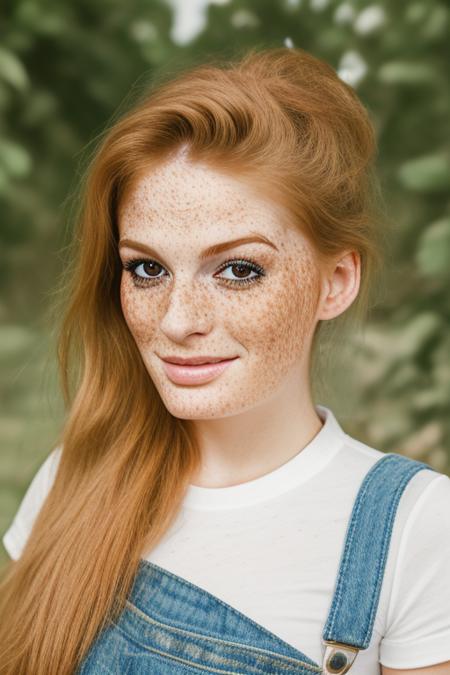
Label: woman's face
xmin=118 ymin=150 xmax=322 ymax=420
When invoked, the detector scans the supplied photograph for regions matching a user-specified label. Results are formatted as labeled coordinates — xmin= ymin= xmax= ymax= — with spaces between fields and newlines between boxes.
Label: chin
xmin=157 ymin=391 xmax=246 ymax=421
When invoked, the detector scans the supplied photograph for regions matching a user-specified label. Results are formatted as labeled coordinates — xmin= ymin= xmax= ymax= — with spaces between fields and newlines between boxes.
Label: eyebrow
xmin=118 ymin=234 xmax=279 ymax=259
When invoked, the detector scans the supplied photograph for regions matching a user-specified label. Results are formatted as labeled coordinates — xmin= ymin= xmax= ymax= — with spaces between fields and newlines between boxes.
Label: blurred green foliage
xmin=1 ymin=0 xmax=449 ymax=566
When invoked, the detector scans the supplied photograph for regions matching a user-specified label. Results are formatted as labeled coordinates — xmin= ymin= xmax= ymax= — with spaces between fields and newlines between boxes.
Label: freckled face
xmin=118 ymin=151 xmax=322 ymax=420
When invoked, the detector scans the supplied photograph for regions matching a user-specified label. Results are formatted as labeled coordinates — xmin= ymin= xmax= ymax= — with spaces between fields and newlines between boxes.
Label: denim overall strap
xmin=321 ymin=452 xmax=436 ymax=675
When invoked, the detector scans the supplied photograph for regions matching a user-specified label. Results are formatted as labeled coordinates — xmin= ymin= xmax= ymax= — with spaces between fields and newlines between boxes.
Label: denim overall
xmin=77 ymin=453 xmax=436 ymax=674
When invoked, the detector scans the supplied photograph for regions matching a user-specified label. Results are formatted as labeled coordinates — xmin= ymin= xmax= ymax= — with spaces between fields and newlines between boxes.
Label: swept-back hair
xmin=0 ymin=46 xmax=385 ymax=673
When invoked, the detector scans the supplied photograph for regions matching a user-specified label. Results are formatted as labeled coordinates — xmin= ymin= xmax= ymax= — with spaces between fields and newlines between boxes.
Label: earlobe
xmin=316 ymin=250 xmax=361 ymax=322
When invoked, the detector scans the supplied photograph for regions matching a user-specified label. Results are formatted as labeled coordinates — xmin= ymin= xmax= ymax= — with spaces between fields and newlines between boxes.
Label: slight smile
xmin=159 ymin=356 xmax=239 ymax=385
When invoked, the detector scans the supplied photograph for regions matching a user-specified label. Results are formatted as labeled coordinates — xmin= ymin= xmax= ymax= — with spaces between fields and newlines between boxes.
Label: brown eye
xmin=122 ymin=258 xmax=167 ymax=286
xmin=123 ymin=258 xmax=164 ymax=287
xmin=122 ymin=256 xmax=266 ymax=289
xmin=224 ymin=263 xmax=255 ymax=281
xmin=215 ymin=258 xmax=265 ymax=287
xmin=230 ymin=263 xmax=253 ymax=278
xmin=140 ymin=261 xmax=163 ymax=278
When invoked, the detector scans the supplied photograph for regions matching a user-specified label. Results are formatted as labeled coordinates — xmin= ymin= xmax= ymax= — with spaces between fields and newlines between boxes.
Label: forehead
xmin=118 ymin=153 xmax=291 ymax=240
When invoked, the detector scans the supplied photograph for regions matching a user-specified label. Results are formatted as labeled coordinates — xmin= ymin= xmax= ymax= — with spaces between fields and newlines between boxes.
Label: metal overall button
xmin=322 ymin=640 xmax=360 ymax=674
xmin=328 ymin=651 xmax=347 ymax=671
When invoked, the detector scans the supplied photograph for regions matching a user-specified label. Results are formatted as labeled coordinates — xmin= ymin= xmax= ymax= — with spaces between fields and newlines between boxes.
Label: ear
xmin=316 ymin=250 xmax=361 ymax=321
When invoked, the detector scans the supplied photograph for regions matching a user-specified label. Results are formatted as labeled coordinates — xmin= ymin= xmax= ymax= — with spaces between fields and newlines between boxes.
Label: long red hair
xmin=0 ymin=46 xmax=385 ymax=673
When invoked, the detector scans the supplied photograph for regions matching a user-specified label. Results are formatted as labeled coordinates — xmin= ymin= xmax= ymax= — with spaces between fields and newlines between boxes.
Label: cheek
xmin=226 ymin=257 xmax=319 ymax=364
xmin=120 ymin=276 xmax=160 ymax=343
xmin=120 ymin=258 xmax=319 ymax=367
xmin=284 ymin=262 xmax=320 ymax=355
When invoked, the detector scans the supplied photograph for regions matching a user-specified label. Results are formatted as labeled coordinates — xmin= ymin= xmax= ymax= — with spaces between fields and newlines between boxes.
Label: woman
xmin=1 ymin=47 xmax=449 ymax=675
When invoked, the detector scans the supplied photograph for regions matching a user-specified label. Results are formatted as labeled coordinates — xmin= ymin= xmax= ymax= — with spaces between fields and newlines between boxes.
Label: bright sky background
xmin=164 ymin=0 xmax=377 ymax=87
xmin=166 ymin=0 xmax=230 ymax=45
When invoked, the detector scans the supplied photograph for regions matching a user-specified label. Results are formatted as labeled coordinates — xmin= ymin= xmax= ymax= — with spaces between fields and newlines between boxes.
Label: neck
xmin=190 ymin=383 xmax=323 ymax=489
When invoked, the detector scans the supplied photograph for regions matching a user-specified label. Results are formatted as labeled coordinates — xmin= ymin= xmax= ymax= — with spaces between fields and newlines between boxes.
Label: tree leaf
xmin=0 ymin=47 xmax=29 ymax=92
xmin=0 ymin=139 xmax=32 ymax=177
xmin=416 ymin=216 xmax=450 ymax=277
xmin=397 ymin=153 xmax=450 ymax=192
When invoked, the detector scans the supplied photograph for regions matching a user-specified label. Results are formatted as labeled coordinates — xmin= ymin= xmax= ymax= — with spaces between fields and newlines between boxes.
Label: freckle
xmin=118 ymin=151 xmax=321 ymax=420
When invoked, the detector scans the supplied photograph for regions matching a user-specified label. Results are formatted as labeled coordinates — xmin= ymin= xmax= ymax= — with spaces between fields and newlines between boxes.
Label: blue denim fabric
xmin=77 ymin=453 xmax=435 ymax=674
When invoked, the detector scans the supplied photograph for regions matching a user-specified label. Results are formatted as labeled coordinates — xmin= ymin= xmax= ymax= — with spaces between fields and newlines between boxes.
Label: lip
xmin=160 ymin=355 xmax=236 ymax=365
xmin=160 ymin=356 xmax=239 ymax=385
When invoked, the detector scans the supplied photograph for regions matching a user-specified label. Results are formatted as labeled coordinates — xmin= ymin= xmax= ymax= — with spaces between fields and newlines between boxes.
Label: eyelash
xmin=122 ymin=256 xmax=266 ymax=289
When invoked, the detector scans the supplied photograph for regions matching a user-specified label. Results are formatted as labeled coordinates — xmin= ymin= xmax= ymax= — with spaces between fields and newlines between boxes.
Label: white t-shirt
xmin=3 ymin=405 xmax=450 ymax=673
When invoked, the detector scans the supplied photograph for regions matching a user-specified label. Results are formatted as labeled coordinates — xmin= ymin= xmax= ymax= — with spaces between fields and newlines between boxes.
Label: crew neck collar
xmin=183 ymin=404 xmax=346 ymax=511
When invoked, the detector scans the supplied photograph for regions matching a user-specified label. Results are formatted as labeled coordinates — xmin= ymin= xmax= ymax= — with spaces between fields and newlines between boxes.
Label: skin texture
xmin=382 ymin=663 xmax=450 ymax=674
xmin=118 ymin=147 xmax=360 ymax=488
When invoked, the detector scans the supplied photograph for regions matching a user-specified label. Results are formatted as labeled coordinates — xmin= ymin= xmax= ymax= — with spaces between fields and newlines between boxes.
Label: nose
xmin=159 ymin=277 xmax=213 ymax=341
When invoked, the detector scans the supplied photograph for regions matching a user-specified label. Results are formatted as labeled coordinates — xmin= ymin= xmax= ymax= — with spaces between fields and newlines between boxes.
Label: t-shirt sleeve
xmin=379 ymin=472 xmax=450 ymax=669
xmin=2 ymin=445 xmax=63 ymax=561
